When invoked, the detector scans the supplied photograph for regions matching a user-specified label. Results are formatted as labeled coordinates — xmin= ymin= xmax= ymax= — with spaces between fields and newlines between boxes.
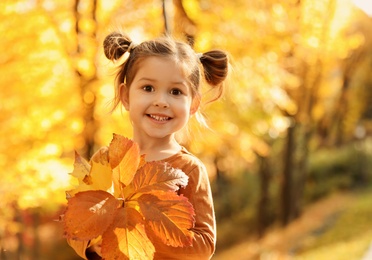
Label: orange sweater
xmin=154 ymin=147 xmax=216 ymax=259
xmin=67 ymin=147 xmax=216 ymax=260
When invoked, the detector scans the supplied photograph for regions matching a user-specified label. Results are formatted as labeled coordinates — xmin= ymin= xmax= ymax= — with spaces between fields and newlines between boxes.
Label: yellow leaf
xmin=89 ymin=160 xmax=114 ymax=193
xmin=68 ymin=149 xmax=113 ymax=196
xmin=69 ymin=151 xmax=90 ymax=183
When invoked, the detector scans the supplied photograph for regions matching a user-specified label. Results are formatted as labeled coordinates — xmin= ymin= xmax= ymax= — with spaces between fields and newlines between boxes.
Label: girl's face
xmin=121 ymin=56 xmax=199 ymax=142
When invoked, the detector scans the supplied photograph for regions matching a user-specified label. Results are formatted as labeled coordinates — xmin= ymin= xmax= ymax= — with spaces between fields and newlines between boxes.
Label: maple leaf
xmin=63 ymin=134 xmax=195 ymax=259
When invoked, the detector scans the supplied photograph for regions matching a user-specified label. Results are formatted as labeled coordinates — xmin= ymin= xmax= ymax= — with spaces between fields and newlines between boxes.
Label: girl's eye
xmin=143 ymin=85 xmax=154 ymax=92
xmin=170 ymin=89 xmax=183 ymax=95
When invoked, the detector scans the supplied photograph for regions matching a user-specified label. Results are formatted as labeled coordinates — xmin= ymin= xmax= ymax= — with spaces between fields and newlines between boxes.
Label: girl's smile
xmin=148 ymin=114 xmax=172 ymax=122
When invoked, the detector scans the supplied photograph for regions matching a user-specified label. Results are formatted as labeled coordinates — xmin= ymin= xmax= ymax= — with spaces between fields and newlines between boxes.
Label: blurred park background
xmin=1 ymin=0 xmax=372 ymax=259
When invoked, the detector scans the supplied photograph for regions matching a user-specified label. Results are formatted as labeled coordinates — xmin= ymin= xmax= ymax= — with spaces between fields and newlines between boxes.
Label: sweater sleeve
xmin=153 ymin=160 xmax=216 ymax=260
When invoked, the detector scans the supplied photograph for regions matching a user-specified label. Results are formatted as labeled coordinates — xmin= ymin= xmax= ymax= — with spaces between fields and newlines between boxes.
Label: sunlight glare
xmin=39 ymin=28 xmax=57 ymax=44
xmin=44 ymin=143 xmax=61 ymax=156
xmin=60 ymin=20 xmax=73 ymax=33
xmin=352 ymin=0 xmax=372 ymax=17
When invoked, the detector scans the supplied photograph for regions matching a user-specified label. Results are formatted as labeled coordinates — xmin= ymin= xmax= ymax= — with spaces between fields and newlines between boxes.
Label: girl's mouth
xmin=148 ymin=114 xmax=171 ymax=121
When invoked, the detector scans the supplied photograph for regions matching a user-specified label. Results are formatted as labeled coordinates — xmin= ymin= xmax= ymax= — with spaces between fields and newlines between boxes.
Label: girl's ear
xmin=190 ymin=96 xmax=200 ymax=115
xmin=119 ymin=83 xmax=130 ymax=111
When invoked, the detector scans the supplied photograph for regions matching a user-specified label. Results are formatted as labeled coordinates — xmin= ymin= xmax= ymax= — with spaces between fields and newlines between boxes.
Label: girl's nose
xmin=153 ymin=94 xmax=169 ymax=108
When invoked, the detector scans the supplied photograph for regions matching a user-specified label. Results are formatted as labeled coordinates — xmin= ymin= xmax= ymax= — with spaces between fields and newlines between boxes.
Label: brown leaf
xmin=128 ymin=162 xmax=188 ymax=198
xmin=138 ymin=193 xmax=195 ymax=247
xmin=83 ymin=175 xmax=93 ymax=185
xmin=90 ymin=146 xmax=109 ymax=165
xmin=64 ymin=190 xmax=120 ymax=241
xmin=101 ymin=207 xmax=155 ymax=260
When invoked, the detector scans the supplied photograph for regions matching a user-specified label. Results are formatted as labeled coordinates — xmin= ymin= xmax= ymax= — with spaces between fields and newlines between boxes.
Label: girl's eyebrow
xmin=138 ymin=77 xmax=187 ymax=86
xmin=138 ymin=77 xmax=156 ymax=82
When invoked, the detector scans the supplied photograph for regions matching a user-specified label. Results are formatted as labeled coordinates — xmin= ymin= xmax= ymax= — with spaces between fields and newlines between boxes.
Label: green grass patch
xmin=297 ymin=188 xmax=372 ymax=259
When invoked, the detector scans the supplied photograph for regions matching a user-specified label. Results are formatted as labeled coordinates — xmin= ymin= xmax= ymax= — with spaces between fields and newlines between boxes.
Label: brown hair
xmin=103 ymin=32 xmax=229 ymax=111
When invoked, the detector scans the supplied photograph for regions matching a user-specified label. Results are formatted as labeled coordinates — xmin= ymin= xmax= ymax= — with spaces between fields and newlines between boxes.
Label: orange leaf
xmin=64 ymin=190 xmax=120 ymax=241
xmin=137 ymin=193 xmax=195 ymax=247
xmin=101 ymin=207 xmax=155 ymax=260
xmin=109 ymin=134 xmax=141 ymax=187
xmin=128 ymin=162 xmax=188 ymax=198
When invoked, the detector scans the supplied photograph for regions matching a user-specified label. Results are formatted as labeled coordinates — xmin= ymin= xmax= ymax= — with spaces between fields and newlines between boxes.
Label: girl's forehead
xmin=135 ymin=56 xmax=189 ymax=77
xmin=139 ymin=56 xmax=183 ymax=67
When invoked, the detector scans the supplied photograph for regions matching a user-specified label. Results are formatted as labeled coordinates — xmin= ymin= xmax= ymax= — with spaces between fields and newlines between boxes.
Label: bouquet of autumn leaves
xmin=62 ymin=134 xmax=195 ymax=259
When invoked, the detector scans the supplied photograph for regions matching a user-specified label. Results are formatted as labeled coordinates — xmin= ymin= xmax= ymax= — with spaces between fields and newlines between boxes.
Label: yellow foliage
xmin=1 ymin=1 xmax=372 ymax=250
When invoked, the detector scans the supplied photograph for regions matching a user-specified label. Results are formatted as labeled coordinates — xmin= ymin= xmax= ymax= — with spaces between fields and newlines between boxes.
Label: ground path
xmin=212 ymin=192 xmax=355 ymax=260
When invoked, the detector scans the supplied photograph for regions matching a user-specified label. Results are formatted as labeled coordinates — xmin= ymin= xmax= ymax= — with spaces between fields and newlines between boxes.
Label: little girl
xmin=68 ymin=32 xmax=229 ymax=259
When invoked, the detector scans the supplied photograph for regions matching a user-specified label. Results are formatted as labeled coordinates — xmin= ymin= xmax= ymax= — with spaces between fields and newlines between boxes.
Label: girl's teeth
xmin=150 ymin=115 xmax=169 ymax=121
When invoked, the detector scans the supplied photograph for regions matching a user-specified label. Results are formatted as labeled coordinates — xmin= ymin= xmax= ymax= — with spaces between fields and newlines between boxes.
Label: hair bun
xmin=103 ymin=32 xmax=131 ymax=60
xmin=200 ymin=50 xmax=229 ymax=86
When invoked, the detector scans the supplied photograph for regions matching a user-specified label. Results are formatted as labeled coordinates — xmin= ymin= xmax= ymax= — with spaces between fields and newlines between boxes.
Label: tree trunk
xmin=281 ymin=123 xmax=295 ymax=226
xmin=293 ymin=122 xmax=311 ymax=218
xmin=74 ymin=0 xmax=98 ymax=158
xmin=257 ymin=154 xmax=271 ymax=237
xmin=31 ymin=210 xmax=40 ymax=259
